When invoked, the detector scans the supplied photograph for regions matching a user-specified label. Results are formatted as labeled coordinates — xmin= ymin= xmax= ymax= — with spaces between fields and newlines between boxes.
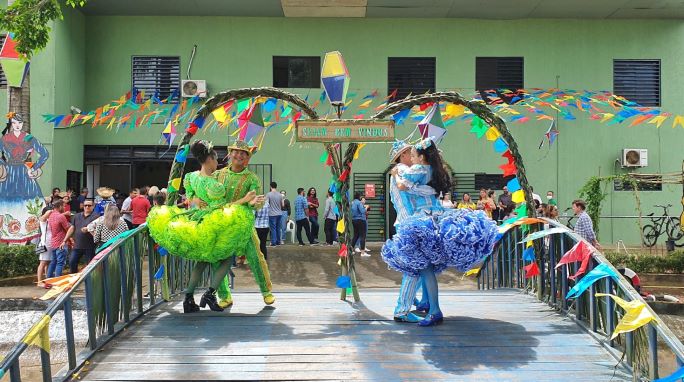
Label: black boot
xmin=199 ymin=288 xmax=224 ymax=312
xmin=183 ymin=293 xmax=200 ymax=313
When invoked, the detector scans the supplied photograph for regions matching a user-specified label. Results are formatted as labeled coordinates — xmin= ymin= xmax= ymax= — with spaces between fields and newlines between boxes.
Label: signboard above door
xmin=295 ymin=119 xmax=395 ymax=143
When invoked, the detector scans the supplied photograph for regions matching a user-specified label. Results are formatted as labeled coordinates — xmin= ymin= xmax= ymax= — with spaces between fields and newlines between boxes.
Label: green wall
xmin=33 ymin=15 xmax=684 ymax=244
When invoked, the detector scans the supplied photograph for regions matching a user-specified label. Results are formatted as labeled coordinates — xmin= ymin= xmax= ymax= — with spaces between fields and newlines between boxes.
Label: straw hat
xmin=389 ymin=140 xmax=411 ymax=163
xmin=96 ymin=187 xmax=115 ymax=198
xmin=228 ymin=140 xmax=256 ymax=157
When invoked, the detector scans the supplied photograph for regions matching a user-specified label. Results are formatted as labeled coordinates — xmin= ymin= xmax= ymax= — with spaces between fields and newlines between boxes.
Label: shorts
xmin=39 ymin=247 xmax=52 ymax=262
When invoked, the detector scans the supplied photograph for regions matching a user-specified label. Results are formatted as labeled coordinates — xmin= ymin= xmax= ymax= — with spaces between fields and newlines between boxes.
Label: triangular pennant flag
xmin=524 ymin=262 xmax=540 ymax=278
xmin=336 ymin=218 xmax=345 ymax=233
xmin=566 ymin=263 xmax=619 ymax=299
xmin=417 ymin=103 xmax=447 ymax=144
xmin=337 ymin=244 xmax=348 ymax=257
xmin=21 ymin=315 xmax=51 ymax=352
xmin=595 ymin=293 xmax=656 ymax=339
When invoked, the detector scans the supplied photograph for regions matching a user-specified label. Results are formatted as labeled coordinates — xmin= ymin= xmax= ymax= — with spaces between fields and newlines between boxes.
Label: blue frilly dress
xmin=381 ymin=164 xmax=498 ymax=276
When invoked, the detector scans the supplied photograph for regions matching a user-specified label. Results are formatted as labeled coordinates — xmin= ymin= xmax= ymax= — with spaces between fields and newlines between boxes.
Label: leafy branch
xmin=0 ymin=0 xmax=87 ymax=59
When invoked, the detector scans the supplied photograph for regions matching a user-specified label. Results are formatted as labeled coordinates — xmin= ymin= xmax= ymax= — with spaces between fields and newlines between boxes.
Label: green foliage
xmin=0 ymin=0 xmax=87 ymax=59
xmin=578 ymin=176 xmax=607 ymax=237
xmin=0 ymin=244 xmax=38 ymax=278
xmin=605 ymin=251 xmax=684 ymax=274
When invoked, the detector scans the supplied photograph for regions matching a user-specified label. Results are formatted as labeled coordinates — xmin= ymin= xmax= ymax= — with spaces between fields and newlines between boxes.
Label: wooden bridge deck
xmin=79 ymin=289 xmax=632 ymax=381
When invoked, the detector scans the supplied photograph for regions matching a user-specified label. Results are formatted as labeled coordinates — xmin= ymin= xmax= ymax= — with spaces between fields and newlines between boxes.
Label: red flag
xmin=339 ymin=169 xmax=350 ymax=182
xmin=387 ymin=89 xmax=398 ymax=99
xmin=502 ymin=150 xmax=515 ymax=164
xmin=524 ymin=262 xmax=540 ymax=278
xmin=338 ymin=244 xmax=348 ymax=257
xmin=325 ymin=154 xmax=335 ymax=166
xmin=186 ymin=123 xmax=199 ymax=135
xmin=499 ymin=162 xmax=517 ymax=177
xmin=556 ymin=241 xmax=592 ymax=269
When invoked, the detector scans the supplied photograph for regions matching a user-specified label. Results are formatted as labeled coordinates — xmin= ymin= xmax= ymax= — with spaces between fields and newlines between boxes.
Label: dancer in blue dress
xmin=382 ymin=138 xmax=498 ymax=326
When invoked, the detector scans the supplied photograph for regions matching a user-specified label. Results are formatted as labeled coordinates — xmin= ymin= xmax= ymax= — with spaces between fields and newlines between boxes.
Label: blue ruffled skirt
xmin=381 ymin=209 xmax=498 ymax=276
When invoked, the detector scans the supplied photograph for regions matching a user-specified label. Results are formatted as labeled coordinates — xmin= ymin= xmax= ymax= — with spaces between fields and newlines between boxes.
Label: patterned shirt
xmin=574 ymin=211 xmax=597 ymax=243
xmin=93 ymin=218 xmax=129 ymax=246
xmin=213 ymin=166 xmax=261 ymax=207
xmin=254 ymin=199 xmax=270 ymax=228
xmin=295 ymin=195 xmax=308 ymax=221
xmin=399 ymin=164 xmax=441 ymax=214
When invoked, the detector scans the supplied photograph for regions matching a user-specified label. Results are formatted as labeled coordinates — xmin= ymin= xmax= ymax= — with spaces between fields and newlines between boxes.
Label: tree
xmin=0 ymin=0 xmax=87 ymax=59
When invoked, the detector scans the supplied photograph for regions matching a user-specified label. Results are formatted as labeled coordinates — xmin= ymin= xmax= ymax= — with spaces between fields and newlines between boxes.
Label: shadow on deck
xmin=79 ymin=289 xmax=631 ymax=381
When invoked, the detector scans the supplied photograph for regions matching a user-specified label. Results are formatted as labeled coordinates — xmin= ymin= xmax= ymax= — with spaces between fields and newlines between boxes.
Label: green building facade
xmin=15 ymin=4 xmax=684 ymax=244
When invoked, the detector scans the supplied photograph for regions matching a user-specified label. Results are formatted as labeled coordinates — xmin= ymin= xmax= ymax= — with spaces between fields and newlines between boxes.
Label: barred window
xmin=476 ymin=57 xmax=524 ymax=105
xmin=0 ymin=35 xmax=7 ymax=89
xmin=614 ymin=59 xmax=661 ymax=107
xmin=388 ymin=57 xmax=436 ymax=101
xmin=131 ymin=56 xmax=180 ymax=103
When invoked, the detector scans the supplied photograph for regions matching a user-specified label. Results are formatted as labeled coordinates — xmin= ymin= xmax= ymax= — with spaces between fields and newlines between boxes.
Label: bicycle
xmin=642 ymin=204 xmax=684 ymax=247
xmin=561 ymin=207 xmax=576 ymax=230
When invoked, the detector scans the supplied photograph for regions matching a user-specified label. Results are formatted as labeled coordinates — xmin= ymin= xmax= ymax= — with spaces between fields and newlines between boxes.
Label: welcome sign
xmin=296 ymin=120 xmax=395 ymax=143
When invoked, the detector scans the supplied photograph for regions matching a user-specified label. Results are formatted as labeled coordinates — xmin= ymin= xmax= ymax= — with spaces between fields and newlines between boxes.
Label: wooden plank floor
xmin=80 ymin=289 xmax=632 ymax=381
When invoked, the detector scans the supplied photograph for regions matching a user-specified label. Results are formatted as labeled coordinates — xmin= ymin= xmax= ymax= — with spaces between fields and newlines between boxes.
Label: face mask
xmin=547 ymin=195 xmax=553 ymax=199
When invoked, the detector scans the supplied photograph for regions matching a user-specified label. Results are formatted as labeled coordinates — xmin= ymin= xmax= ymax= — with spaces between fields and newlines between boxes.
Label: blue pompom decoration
xmin=154 ymin=265 xmax=165 ymax=280
xmin=336 ymin=275 xmax=351 ymax=288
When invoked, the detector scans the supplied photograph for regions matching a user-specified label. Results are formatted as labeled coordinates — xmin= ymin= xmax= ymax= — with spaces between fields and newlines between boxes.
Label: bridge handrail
xmin=478 ymin=217 xmax=684 ymax=380
xmin=0 ymin=225 xmax=192 ymax=382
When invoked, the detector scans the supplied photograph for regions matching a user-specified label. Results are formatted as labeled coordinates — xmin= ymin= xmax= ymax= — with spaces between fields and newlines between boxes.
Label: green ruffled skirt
xmin=147 ymin=204 xmax=255 ymax=262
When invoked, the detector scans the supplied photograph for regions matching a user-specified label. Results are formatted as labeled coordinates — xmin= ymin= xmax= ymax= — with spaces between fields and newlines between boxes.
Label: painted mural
xmin=0 ymin=113 xmax=48 ymax=243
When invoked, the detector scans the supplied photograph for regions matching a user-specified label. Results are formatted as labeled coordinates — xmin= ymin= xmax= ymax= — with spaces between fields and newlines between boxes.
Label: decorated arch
xmin=163 ymin=87 xmax=534 ymax=301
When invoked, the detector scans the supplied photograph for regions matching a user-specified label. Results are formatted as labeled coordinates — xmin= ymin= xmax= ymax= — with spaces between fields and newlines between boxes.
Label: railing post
xmin=588 ymin=261 xmax=597 ymax=332
xmin=9 ymin=360 xmax=20 ymax=382
xmin=513 ymin=228 xmax=519 ymax=288
xmin=118 ymin=246 xmax=130 ymax=323
xmin=549 ymin=234 xmax=557 ymax=306
xmin=626 ymin=331 xmax=634 ymax=366
xmin=606 ymin=277 xmax=615 ymax=347
xmin=497 ymin=241 xmax=503 ymax=288
xmin=63 ymin=297 xmax=77 ymax=371
xmin=102 ymin=260 xmax=115 ymax=335
xmin=134 ymin=235 xmax=143 ymax=314
xmin=39 ymin=346 xmax=51 ymax=382
xmin=648 ymin=324 xmax=659 ymax=380
xmin=84 ymin=274 xmax=98 ymax=350
xmin=560 ymin=236 xmax=568 ymax=311
xmin=147 ymin=237 xmax=156 ymax=306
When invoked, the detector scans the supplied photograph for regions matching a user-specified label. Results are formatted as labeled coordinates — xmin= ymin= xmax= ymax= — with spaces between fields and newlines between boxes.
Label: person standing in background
xmin=69 ymin=199 xmax=99 ymax=273
xmin=280 ymin=190 xmax=290 ymax=244
xmin=131 ymin=186 xmax=151 ymax=228
xmin=120 ymin=188 xmax=139 ymax=229
xmin=254 ymin=198 xmax=270 ymax=260
xmin=307 ymin=187 xmax=320 ymax=245
xmin=323 ymin=190 xmax=337 ymax=245
xmin=294 ymin=188 xmax=315 ymax=246
xmin=266 ymin=182 xmax=283 ymax=246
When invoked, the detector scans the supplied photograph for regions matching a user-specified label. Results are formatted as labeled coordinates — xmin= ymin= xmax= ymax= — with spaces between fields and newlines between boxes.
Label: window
xmin=273 ymin=56 xmax=320 ymax=88
xmin=614 ymin=176 xmax=662 ymax=191
xmin=476 ymin=57 xmax=524 ymax=105
xmin=387 ymin=57 xmax=436 ymax=100
xmin=613 ymin=59 xmax=661 ymax=107
xmin=131 ymin=56 xmax=180 ymax=103
xmin=0 ymin=35 xmax=7 ymax=89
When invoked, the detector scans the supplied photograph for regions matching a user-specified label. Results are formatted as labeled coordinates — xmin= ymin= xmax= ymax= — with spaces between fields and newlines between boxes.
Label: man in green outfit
xmin=212 ymin=140 xmax=275 ymax=308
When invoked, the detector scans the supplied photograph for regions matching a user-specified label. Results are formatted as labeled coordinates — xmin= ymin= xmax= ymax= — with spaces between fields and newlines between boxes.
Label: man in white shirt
xmin=120 ymin=188 xmax=139 ymax=229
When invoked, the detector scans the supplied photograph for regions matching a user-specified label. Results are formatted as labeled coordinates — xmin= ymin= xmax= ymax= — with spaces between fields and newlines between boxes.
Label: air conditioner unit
xmin=621 ymin=148 xmax=648 ymax=168
xmin=181 ymin=80 xmax=207 ymax=98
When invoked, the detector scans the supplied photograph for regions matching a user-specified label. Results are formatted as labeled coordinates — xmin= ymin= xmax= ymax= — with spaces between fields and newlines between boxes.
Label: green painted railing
xmin=479 ymin=218 xmax=684 ymax=380
xmin=0 ymin=225 xmax=200 ymax=382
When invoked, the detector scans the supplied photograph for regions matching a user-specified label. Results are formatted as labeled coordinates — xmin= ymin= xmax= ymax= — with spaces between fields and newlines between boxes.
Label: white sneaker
xmin=361 ymin=251 xmax=371 ymax=257
xmin=354 ymin=248 xmax=361 ymax=253
xmin=364 ymin=248 xmax=371 ymax=252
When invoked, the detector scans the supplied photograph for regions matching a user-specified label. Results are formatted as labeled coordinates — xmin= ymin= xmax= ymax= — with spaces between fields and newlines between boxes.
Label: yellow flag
xmin=600 ymin=113 xmax=614 ymax=123
xmin=212 ymin=106 xmax=228 ymax=123
xmin=526 ymin=241 xmax=533 ymax=248
xmin=446 ymin=104 xmax=465 ymax=117
xmin=353 ymin=143 xmax=367 ymax=160
xmin=170 ymin=178 xmax=181 ymax=190
xmin=337 ymin=219 xmax=345 ymax=233
xmin=511 ymin=190 xmax=525 ymax=203
xmin=485 ymin=127 xmax=501 ymax=141
xmin=463 ymin=268 xmax=480 ymax=277
xmin=595 ymin=293 xmax=656 ymax=339
xmin=358 ymin=100 xmax=372 ymax=109
xmin=648 ymin=115 xmax=667 ymax=128
xmin=22 ymin=315 xmax=51 ymax=352
xmin=283 ymin=123 xmax=294 ymax=134
xmin=673 ymin=115 xmax=684 ymax=129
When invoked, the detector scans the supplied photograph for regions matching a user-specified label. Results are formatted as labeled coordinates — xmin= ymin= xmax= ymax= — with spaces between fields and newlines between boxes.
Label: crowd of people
xmin=34 ymin=185 xmax=163 ymax=288
xmin=445 ymin=187 xmax=560 ymax=223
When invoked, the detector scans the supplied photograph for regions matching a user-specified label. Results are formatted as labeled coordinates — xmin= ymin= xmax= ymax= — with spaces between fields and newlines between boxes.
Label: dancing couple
xmin=147 ymin=139 xmax=275 ymax=313
xmin=382 ymin=137 xmax=498 ymax=326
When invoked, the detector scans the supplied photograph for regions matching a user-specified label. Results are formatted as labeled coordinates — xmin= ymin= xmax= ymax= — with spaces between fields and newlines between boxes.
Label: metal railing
xmin=0 ymin=225 xmax=195 ymax=382
xmin=478 ymin=218 xmax=684 ymax=380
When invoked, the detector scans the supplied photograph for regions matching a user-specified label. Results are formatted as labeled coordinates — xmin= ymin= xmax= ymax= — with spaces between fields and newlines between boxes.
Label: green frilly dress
xmin=146 ymin=171 xmax=255 ymax=262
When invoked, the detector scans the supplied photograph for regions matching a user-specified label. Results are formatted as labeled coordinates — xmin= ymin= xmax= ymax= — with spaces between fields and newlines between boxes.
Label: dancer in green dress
xmin=147 ymin=140 xmax=258 ymax=313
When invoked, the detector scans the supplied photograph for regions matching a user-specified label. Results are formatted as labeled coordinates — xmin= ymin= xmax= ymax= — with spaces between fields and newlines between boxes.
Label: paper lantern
xmin=321 ymin=51 xmax=350 ymax=106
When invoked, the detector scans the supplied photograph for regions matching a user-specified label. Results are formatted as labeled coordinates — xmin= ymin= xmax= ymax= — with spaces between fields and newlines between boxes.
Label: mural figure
xmin=0 ymin=113 xmax=49 ymax=243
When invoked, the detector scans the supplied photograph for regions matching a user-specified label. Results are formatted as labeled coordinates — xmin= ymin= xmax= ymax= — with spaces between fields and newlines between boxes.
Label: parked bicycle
xmin=642 ymin=204 xmax=684 ymax=247
xmin=561 ymin=207 xmax=576 ymax=230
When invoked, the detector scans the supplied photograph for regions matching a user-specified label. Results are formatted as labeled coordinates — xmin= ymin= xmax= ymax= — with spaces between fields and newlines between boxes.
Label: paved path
xmin=79 ymin=290 xmax=631 ymax=381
